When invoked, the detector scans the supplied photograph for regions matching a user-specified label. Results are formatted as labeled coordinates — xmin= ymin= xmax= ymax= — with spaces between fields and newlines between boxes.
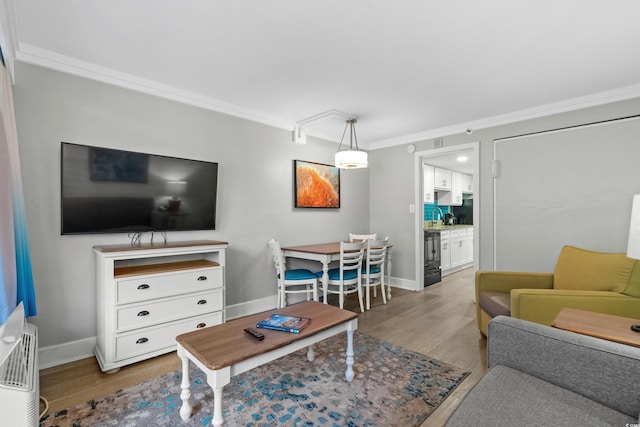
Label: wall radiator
xmin=0 ymin=304 xmax=40 ymax=427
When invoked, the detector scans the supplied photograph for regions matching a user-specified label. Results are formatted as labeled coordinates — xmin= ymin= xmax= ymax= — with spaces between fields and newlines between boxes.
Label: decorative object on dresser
xmin=93 ymin=240 xmax=227 ymax=373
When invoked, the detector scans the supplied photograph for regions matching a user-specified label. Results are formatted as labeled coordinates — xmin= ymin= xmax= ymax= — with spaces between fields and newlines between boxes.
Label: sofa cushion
xmin=444 ymin=365 xmax=635 ymax=426
xmin=553 ymin=245 xmax=636 ymax=293
xmin=478 ymin=291 xmax=510 ymax=317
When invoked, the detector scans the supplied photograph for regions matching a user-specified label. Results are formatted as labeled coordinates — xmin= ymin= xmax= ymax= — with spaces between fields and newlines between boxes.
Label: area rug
xmin=40 ymin=332 xmax=469 ymax=427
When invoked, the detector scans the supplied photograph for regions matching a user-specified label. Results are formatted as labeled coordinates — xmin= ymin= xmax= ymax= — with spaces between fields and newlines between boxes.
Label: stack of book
xmin=256 ymin=314 xmax=311 ymax=333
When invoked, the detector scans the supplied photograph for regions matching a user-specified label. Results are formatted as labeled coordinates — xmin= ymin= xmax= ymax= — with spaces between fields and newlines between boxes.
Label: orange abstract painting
xmin=294 ymin=160 xmax=340 ymax=208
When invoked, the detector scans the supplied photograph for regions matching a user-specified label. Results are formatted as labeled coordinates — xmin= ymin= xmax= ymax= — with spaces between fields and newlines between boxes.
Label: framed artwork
xmin=294 ymin=160 xmax=340 ymax=208
xmin=89 ymin=147 xmax=149 ymax=183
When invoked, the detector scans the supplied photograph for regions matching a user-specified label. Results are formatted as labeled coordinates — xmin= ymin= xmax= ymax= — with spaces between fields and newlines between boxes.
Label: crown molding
xmin=15 ymin=43 xmax=294 ymax=132
xmin=368 ymin=83 xmax=640 ymax=150
xmin=11 ymin=43 xmax=640 ymax=151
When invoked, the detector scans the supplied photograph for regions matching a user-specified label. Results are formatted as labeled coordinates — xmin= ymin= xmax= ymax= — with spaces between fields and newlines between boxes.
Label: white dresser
xmin=94 ymin=240 xmax=227 ymax=372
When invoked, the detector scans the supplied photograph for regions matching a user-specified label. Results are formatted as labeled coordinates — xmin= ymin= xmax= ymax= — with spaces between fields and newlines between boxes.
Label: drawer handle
xmin=137 ymin=310 xmax=150 ymax=317
xmin=197 ymin=276 xmax=208 ymax=281
xmin=137 ymin=284 xmax=150 ymax=290
xmin=197 ymin=299 xmax=207 ymax=305
xmin=196 ymin=323 xmax=206 ymax=329
xmin=136 ymin=337 xmax=149 ymax=344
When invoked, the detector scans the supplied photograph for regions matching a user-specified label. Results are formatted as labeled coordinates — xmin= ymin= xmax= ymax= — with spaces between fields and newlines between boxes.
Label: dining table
xmin=281 ymin=241 xmax=392 ymax=308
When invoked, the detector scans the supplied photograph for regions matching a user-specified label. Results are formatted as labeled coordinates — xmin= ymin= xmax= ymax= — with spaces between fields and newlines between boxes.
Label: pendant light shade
xmin=335 ymin=118 xmax=368 ymax=169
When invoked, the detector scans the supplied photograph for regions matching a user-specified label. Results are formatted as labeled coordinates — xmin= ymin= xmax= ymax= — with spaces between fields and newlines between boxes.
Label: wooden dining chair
xmin=349 ymin=232 xmax=377 ymax=242
xmin=268 ymin=239 xmax=318 ymax=308
xmin=362 ymin=237 xmax=389 ymax=310
xmin=317 ymin=240 xmax=366 ymax=312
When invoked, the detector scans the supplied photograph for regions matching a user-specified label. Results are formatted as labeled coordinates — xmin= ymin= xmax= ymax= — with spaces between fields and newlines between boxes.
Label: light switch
xmin=409 ymin=204 xmax=415 ymax=213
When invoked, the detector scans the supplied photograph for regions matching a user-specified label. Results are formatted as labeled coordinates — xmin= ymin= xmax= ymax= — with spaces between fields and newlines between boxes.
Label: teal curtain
xmin=0 ymin=61 xmax=36 ymax=323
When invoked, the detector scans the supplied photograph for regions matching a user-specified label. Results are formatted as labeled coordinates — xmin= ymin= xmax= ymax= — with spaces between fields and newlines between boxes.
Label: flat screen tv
xmin=61 ymin=142 xmax=218 ymax=234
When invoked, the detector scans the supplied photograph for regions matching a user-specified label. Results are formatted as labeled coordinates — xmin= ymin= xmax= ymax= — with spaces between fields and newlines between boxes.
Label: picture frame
xmin=294 ymin=160 xmax=340 ymax=208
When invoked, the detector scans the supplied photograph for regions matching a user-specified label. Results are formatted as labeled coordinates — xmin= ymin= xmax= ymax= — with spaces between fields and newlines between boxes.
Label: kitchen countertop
xmin=424 ymin=222 xmax=474 ymax=231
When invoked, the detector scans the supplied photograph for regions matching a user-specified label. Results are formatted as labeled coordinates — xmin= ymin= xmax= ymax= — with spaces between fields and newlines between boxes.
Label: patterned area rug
xmin=40 ymin=332 xmax=469 ymax=427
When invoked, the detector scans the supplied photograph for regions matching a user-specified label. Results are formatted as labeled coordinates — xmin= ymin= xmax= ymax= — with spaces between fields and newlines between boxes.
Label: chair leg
xmin=380 ymin=275 xmax=387 ymax=305
xmin=358 ymin=282 xmax=365 ymax=313
xmin=313 ymin=280 xmax=318 ymax=302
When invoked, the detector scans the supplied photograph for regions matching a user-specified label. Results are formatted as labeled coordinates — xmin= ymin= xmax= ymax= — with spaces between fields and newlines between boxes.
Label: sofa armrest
xmin=475 ymin=270 xmax=553 ymax=294
xmin=511 ymin=289 xmax=640 ymax=326
xmin=488 ymin=316 xmax=640 ymax=418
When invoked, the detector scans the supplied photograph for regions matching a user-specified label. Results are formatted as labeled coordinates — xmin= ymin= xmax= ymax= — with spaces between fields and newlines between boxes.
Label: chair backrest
xmin=268 ymin=239 xmax=285 ymax=285
xmin=366 ymin=238 xmax=388 ymax=270
xmin=339 ymin=241 xmax=366 ymax=279
xmin=349 ymin=232 xmax=377 ymax=242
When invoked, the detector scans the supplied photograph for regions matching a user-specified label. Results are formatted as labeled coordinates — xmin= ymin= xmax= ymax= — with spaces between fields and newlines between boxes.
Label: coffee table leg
xmin=307 ymin=344 xmax=315 ymax=361
xmin=177 ymin=346 xmax=192 ymax=420
xmin=212 ymin=386 xmax=224 ymax=426
xmin=206 ymin=368 xmax=231 ymax=427
xmin=345 ymin=328 xmax=355 ymax=382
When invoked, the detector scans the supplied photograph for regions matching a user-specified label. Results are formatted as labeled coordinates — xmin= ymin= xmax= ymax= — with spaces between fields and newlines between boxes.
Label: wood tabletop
xmin=282 ymin=241 xmax=392 ymax=254
xmin=281 ymin=242 xmax=342 ymax=254
xmin=552 ymin=307 xmax=640 ymax=347
xmin=176 ymin=301 xmax=358 ymax=370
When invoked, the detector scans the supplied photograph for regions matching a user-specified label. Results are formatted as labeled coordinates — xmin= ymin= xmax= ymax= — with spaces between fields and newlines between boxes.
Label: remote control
xmin=631 ymin=324 xmax=640 ymax=333
xmin=244 ymin=327 xmax=265 ymax=341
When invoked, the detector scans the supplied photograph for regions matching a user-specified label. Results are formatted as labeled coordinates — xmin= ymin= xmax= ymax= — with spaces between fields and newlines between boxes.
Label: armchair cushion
xmin=553 ymin=245 xmax=636 ymax=293
xmin=446 ymin=316 xmax=640 ymax=425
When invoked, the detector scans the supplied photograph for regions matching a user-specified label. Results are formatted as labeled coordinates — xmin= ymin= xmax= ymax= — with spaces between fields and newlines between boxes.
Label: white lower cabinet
xmin=94 ymin=240 xmax=228 ymax=372
xmin=441 ymin=227 xmax=473 ymax=276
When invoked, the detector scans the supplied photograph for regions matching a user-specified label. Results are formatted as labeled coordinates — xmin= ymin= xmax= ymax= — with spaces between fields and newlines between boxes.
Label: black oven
xmin=424 ymin=230 xmax=442 ymax=286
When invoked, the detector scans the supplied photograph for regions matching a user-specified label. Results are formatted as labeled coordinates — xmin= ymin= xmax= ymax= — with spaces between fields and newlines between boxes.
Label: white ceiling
xmin=2 ymin=0 xmax=640 ymax=149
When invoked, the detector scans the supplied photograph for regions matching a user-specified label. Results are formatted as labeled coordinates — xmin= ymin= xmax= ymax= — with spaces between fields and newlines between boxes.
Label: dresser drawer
xmin=116 ymin=289 xmax=223 ymax=332
xmin=115 ymin=311 xmax=223 ymax=361
xmin=117 ymin=267 xmax=222 ymax=304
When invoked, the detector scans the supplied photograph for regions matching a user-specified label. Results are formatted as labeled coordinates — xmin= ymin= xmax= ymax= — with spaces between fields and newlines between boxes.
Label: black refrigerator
xmin=424 ymin=230 xmax=442 ymax=286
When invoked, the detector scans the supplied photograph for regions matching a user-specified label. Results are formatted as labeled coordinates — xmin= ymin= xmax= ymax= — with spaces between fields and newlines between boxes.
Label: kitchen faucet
xmin=431 ymin=207 xmax=444 ymax=226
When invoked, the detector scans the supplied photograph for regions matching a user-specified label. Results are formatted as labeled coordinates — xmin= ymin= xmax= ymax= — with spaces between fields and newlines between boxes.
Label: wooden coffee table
xmin=176 ymin=301 xmax=359 ymax=426
xmin=551 ymin=307 xmax=640 ymax=347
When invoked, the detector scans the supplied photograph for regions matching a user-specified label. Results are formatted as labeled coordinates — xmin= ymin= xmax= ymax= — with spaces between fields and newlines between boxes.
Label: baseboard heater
xmin=0 ymin=302 xmax=40 ymax=426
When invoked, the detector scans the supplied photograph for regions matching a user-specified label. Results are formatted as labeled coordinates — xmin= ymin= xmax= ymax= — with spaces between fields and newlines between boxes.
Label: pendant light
xmin=334 ymin=118 xmax=368 ymax=169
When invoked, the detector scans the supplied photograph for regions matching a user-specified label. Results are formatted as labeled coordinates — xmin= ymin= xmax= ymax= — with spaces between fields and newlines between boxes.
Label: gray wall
xmin=370 ymin=97 xmax=640 ymax=282
xmin=12 ymin=62 xmax=370 ymax=349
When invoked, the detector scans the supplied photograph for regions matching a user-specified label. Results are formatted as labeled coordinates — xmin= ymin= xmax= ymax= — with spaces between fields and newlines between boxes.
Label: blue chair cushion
xmin=362 ymin=266 xmax=381 ymax=274
xmin=316 ymin=268 xmax=358 ymax=281
xmin=284 ymin=269 xmax=318 ymax=280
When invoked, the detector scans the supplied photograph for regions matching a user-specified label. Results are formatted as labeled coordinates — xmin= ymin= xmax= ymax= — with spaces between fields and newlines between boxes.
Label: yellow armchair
xmin=476 ymin=245 xmax=640 ymax=336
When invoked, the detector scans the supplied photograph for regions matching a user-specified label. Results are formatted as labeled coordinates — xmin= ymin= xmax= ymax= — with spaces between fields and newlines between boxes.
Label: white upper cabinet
xmin=462 ymin=173 xmax=473 ymax=193
xmin=439 ymin=171 xmax=463 ymax=206
xmin=434 ymin=167 xmax=452 ymax=190
xmin=423 ymin=164 xmax=435 ymax=203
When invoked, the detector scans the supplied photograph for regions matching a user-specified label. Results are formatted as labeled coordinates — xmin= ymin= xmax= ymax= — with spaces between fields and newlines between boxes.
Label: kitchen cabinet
xmin=423 ymin=163 xmax=435 ymax=203
xmin=450 ymin=228 xmax=467 ymax=269
xmin=440 ymin=230 xmax=451 ymax=271
xmin=434 ymin=167 xmax=452 ymax=190
xmin=441 ymin=227 xmax=473 ymax=276
xmin=438 ymin=171 xmax=463 ymax=206
xmin=462 ymin=173 xmax=473 ymax=193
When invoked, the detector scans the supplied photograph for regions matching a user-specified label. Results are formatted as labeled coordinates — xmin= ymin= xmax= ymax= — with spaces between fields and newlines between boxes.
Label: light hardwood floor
xmin=39 ymin=268 xmax=487 ymax=425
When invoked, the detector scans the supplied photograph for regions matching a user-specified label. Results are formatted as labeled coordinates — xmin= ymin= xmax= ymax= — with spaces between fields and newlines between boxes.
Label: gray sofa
xmin=445 ymin=316 xmax=640 ymax=426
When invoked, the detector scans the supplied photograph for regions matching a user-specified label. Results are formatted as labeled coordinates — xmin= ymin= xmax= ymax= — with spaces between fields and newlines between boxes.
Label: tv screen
xmin=61 ymin=142 xmax=218 ymax=234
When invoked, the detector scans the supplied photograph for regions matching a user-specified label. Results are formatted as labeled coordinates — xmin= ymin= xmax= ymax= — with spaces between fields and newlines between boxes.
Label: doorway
xmin=413 ymin=142 xmax=479 ymax=291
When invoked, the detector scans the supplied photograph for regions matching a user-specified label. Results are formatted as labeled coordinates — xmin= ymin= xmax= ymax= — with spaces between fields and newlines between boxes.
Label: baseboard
xmin=225 ymin=295 xmax=279 ymax=320
xmin=389 ymin=276 xmax=417 ymax=291
xmin=39 ymin=336 xmax=96 ymax=370
xmin=38 ymin=295 xmax=280 ymax=370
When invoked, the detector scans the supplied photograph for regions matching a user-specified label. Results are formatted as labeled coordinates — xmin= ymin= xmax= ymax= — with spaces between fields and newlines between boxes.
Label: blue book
xmin=256 ymin=314 xmax=311 ymax=333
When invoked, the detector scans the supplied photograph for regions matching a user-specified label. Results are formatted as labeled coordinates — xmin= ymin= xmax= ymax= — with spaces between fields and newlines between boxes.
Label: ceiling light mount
xmin=335 ymin=118 xmax=368 ymax=169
